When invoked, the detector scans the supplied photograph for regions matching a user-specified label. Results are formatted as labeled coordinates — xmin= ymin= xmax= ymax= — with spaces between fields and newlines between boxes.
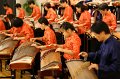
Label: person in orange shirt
xmin=2 ymin=17 xmax=34 ymax=44
xmin=44 ymin=2 xmax=57 ymax=23
xmin=15 ymin=3 xmax=25 ymax=19
xmin=55 ymin=22 xmax=81 ymax=60
xmin=74 ymin=2 xmax=91 ymax=34
xmin=31 ymin=17 xmax=57 ymax=47
xmin=28 ymin=1 xmax=41 ymax=21
xmin=3 ymin=3 xmax=13 ymax=15
xmin=57 ymin=0 xmax=73 ymax=23
xmin=0 ymin=19 xmax=6 ymax=31
xmin=99 ymin=3 xmax=117 ymax=32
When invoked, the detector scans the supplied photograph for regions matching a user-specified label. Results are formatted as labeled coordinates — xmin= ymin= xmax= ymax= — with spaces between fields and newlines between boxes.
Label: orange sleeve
xmin=72 ymin=39 xmax=81 ymax=58
xmin=63 ymin=7 xmax=73 ymax=21
xmin=6 ymin=8 xmax=13 ymax=15
xmin=18 ymin=9 xmax=25 ymax=19
xmin=45 ymin=10 xmax=51 ymax=19
xmin=31 ymin=6 xmax=41 ymax=21
xmin=20 ymin=24 xmax=34 ymax=40
xmin=110 ymin=15 xmax=117 ymax=31
xmin=0 ymin=20 xmax=6 ymax=31
xmin=42 ymin=29 xmax=56 ymax=45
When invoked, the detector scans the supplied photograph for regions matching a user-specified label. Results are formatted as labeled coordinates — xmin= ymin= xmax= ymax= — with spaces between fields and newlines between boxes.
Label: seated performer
xmin=80 ymin=21 xmax=120 ymax=79
xmin=56 ymin=0 xmax=73 ymax=23
xmin=74 ymin=2 xmax=91 ymax=34
xmin=3 ymin=3 xmax=13 ymax=15
xmin=56 ymin=22 xmax=81 ymax=60
xmin=99 ymin=3 xmax=117 ymax=32
xmin=15 ymin=3 xmax=25 ymax=19
xmin=28 ymin=1 xmax=41 ymax=21
xmin=31 ymin=17 xmax=57 ymax=49
xmin=1 ymin=17 xmax=34 ymax=45
xmin=44 ymin=2 xmax=57 ymax=23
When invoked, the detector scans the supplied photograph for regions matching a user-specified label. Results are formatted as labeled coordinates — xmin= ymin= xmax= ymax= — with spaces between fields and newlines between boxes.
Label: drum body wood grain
xmin=66 ymin=59 xmax=98 ymax=79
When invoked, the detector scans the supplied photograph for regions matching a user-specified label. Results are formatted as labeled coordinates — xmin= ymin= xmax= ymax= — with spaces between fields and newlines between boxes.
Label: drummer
xmin=74 ymin=1 xmax=91 ymax=34
xmin=56 ymin=0 xmax=73 ymax=23
xmin=98 ymin=3 xmax=117 ymax=32
xmin=15 ymin=3 xmax=25 ymax=19
xmin=1 ymin=17 xmax=34 ymax=45
xmin=30 ymin=17 xmax=57 ymax=49
xmin=44 ymin=2 xmax=57 ymax=24
xmin=27 ymin=1 xmax=41 ymax=21
xmin=79 ymin=21 xmax=120 ymax=79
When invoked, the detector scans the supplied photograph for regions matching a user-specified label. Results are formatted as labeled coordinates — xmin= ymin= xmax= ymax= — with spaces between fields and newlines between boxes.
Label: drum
xmin=41 ymin=49 xmax=61 ymax=71
xmin=66 ymin=59 xmax=98 ymax=79
xmin=51 ymin=22 xmax=61 ymax=32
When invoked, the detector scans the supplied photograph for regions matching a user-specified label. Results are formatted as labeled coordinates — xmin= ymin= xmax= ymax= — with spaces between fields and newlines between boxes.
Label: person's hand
xmin=88 ymin=63 xmax=98 ymax=70
xmin=79 ymin=52 xmax=88 ymax=58
xmin=55 ymin=48 xmax=63 ymax=52
xmin=30 ymin=38 xmax=36 ymax=42
xmin=13 ymin=37 xmax=18 ymax=40
xmin=31 ymin=43 xmax=40 ymax=48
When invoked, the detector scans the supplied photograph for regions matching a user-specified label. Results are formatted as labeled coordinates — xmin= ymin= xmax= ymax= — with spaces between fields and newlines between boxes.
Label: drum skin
xmin=66 ymin=59 xmax=98 ymax=79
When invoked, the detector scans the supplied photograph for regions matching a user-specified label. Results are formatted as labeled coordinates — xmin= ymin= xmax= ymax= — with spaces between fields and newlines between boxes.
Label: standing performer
xmin=79 ymin=21 xmax=120 ymax=79
xmin=15 ymin=3 xmax=25 ymax=19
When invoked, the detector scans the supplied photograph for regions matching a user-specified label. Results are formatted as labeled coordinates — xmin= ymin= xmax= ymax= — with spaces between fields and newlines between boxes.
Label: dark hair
xmin=38 ymin=17 xmax=49 ymax=25
xmin=3 ymin=3 xmax=9 ymax=7
xmin=98 ymin=3 xmax=108 ymax=11
xmin=15 ymin=3 xmax=21 ymax=8
xmin=28 ymin=1 xmax=35 ymax=5
xmin=75 ymin=1 xmax=85 ymax=12
xmin=91 ymin=21 xmax=110 ymax=34
xmin=60 ymin=22 xmax=77 ymax=32
xmin=60 ymin=0 xmax=67 ymax=3
xmin=12 ymin=17 xmax=23 ymax=27
xmin=44 ymin=2 xmax=51 ymax=9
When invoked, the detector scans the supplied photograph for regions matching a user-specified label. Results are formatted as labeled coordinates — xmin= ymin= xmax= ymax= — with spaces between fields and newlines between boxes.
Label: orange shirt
xmin=102 ymin=11 xmax=117 ymax=31
xmin=45 ymin=8 xmax=57 ymax=23
xmin=6 ymin=8 xmax=13 ymax=15
xmin=63 ymin=32 xmax=81 ymax=60
xmin=31 ymin=5 xmax=41 ymax=21
xmin=63 ymin=5 xmax=73 ymax=22
xmin=9 ymin=23 xmax=34 ymax=44
xmin=78 ymin=11 xmax=91 ymax=34
xmin=42 ymin=27 xmax=57 ymax=45
xmin=17 ymin=8 xmax=25 ymax=19
xmin=0 ymin=20 xmax=6 ymax=31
